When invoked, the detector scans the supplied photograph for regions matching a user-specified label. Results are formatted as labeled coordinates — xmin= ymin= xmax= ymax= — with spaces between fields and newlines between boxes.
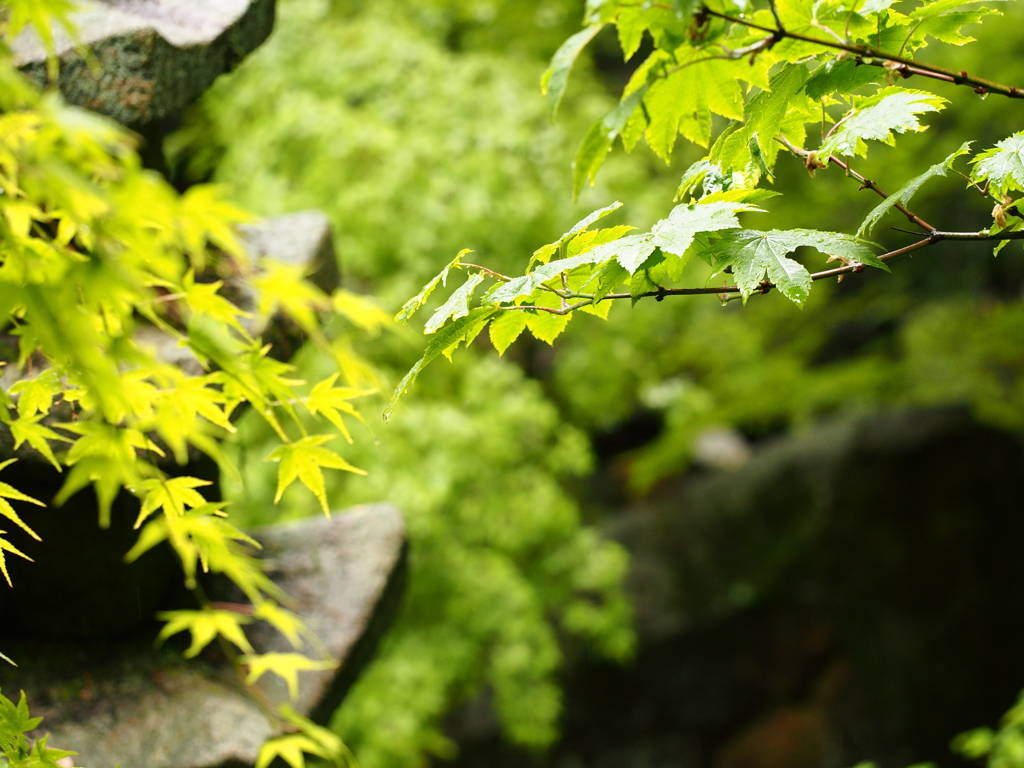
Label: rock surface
xmin=446 ymin=408 xmax=1024 ymax=768
xmin=239 ymin=212 xmax=339 ymax=296
xmin=12 ymin=0 xmax=275 ymax=126
xmin=2 ymin=504 xmax=407 ymax=768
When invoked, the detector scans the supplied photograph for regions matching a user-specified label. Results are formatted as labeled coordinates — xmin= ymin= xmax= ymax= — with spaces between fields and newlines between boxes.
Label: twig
xmin=504 ymin=228 xmax=1023 ymax=314
xmin=775 ymin=136 xmax=936 ymax=232
xmin=767 ymin=0 xmax=784 ymax=33
xmin=700 ymin=6 xmax=1024 ymax=99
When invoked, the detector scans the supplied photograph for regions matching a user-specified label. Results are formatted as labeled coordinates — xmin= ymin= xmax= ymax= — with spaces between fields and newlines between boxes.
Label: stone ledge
xmin=3 ymin=503 xmax=407 ymax=768
xmin=13 ymin=0 xmax=276 ymax=127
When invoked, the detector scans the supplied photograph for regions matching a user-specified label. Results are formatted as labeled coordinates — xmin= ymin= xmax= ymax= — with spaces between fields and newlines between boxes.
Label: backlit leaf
xmin=972 ymin=132 xmax=1024 ymax=196
xmin=267 ymin=435 xmax=366 ymax=515
xmin=157 ymin=608 xmax=254 ymax=658
xmin=0 ymin=531 xmax=32 ymax=588
xmin=573 ymin=86 xmax=648 ymax=198
xmin=488 ymin=310 xmax=530 ymax=355
xmin=818 ymin=88 xmax=947 ymax=159
xmin=542 ymin=24 xmax=604 ymax=119
xmin=305 ymin=374 xmax=373 ymax=444
xmin=386 ymin=308 xmax=499 ymax=420
xmin=425 ymin=274 xmax=485 ymax=333
xmin=243 ymin=652 xmax=336 ymax=701
xmin=396 ymin=249 xmax=470 ymax=324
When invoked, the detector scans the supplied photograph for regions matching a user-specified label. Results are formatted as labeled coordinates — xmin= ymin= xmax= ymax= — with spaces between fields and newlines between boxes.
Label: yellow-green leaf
xmin=266 ymin=435 xmax=366 ymax=515
xmin=157 ymin=608 xmax=254 ymax=658
xmin=243 ymin=652 xmax=336 ymax=701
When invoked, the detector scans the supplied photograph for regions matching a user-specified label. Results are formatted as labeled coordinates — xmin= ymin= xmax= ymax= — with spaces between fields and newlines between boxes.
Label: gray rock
xmin=453 ymin=408 xmax=1024 ymax=768
xmin=238 ymin=211 xmax=339 ymax=297
xmin=12 ymin=0 xmax=275 ymax=126
xmin=5 ymin=504 xmax=407 ymax=768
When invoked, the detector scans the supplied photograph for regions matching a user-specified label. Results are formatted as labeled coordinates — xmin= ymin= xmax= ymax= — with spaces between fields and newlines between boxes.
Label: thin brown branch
xmin=775 ymin=136 xmax=936 ymax=232
xmin=767 ymin=0 xmax=785 ymax=32
xmin=701 ymin=6 xmax=1024 ymax=99
xmin=663 ymin=36 xmax=778 ymax=78
xmin=509 ymin=228 xmax=1024 ymax=314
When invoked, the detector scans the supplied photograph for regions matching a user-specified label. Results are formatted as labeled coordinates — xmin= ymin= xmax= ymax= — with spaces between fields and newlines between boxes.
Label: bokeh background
xmin=165 ymin=1 xmax=1024 ymax=766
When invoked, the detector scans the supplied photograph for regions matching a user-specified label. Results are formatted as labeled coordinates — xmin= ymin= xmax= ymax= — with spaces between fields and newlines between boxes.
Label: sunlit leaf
xmin=818 ymin=88 xmax=947 ymax=159
xmin=266 ymin=435 xmax=366 ymax=515
xmin=396 ymin=249 xmax=471 ymax=324
xmin=972 ymin=132 xmax=1024 ymax=196
xmin=542 ymin=24 xmax=604 ymax=119
xmin=157 ymin=608 xmax=254 ymax=658
xmin=702 ymin=229 xmax=882 ymax=304
xmin=304 ymin=374 xmax=373 ymax=444
xmin=243 ymin=652 xmax=336 ymax=701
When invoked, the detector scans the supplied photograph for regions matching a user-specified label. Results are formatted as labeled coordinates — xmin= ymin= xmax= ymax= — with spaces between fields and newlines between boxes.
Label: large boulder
xmin=2 ymin=504 xmax=407 ymax=768
xmin=447 ymin=409 xmax=1024 ymax=768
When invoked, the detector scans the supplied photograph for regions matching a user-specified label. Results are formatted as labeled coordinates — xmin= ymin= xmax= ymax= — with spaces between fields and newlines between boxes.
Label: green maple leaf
xmin=644 ymin=52 xmax=744 ymax=158
xmin=588 ymin=233 xmax=659 ymax=275
xmin=0 ymin=459 xmax=43 ymax=544
xmin=488 ymin=311 xmax=530 ymax=355
xmin=9 ymin=368 xmax=61 ymax=418
xmin=243 ymin=652 xmax=336 ymax=701
xmin=10 ymin=416 xmax=73 ymax=471
xmin=532 ymin=200 xmax=759 ymax=279
xmin=525 ymin=307 xmax=570 ymax=346
xmin=254 ymin=601 xmax=310 ymax=649
xmin=386 ymin=307 xmax=498 ymax=420
xmin=255 ymin=735 xmax=326 ymax=768
xmin=860 ymin=142 xmax=972 ymax=236
xmin=804 ymin=59 xmax=880 ymax=101
xmin=304 ymin=374 xmax=373 ymax=444
xmin=396 ymin=249 xmax=470 ymax=324
xmin=252 ymin=261 xmax=329 ymax=337
xmin=819 ymin=88 xmax=947 ymax=159
xmin=743 ymin=64 xmax=812 ymax=167
xmin=529 ymin=201 xmax=624 ymax=268
xmin=972 ymin=132 xmax=1024 ymax=196
xmin=645 ymin=201 xmax=763 ymax=276
xmin=157 ymin=608 xmax=254 ymax=658
xmin=177 ymin=184 xmax=253 ymax=270
xmin=0 ymin=531 xmax=32 ymax=588
xmin=254 ymin=704 xmax=350 ymax=768
xmin=134 ymin=476 xmax=212 ymax=528
xmin=0 ymin=689 xmax=41 ymax=751
xmin=542 ymin=23 xmax=604 ymax=119
xmin=574 ymin=86 xmax=648 ymax=197
xmin=705 ymin=229 xmax=882 ymax=304
xmin=424 ymin=273 xmax=486 ymax=333
xmin=182 ymin=269 xmax=252 ymax=338
xmin=266 ymin=435 xmax=366 ymax=515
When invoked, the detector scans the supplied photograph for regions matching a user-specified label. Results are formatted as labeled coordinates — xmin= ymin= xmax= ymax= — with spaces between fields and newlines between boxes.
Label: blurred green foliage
xmin=170 ymin=0 xmax=674 ymax=308
xmin=174 ymin=0 xmax=645 ymax=764
xmin=955 ymin=690 xmax=1024 ymax=768
xmin=175 ymin=0 xmax=1024 ymax=764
